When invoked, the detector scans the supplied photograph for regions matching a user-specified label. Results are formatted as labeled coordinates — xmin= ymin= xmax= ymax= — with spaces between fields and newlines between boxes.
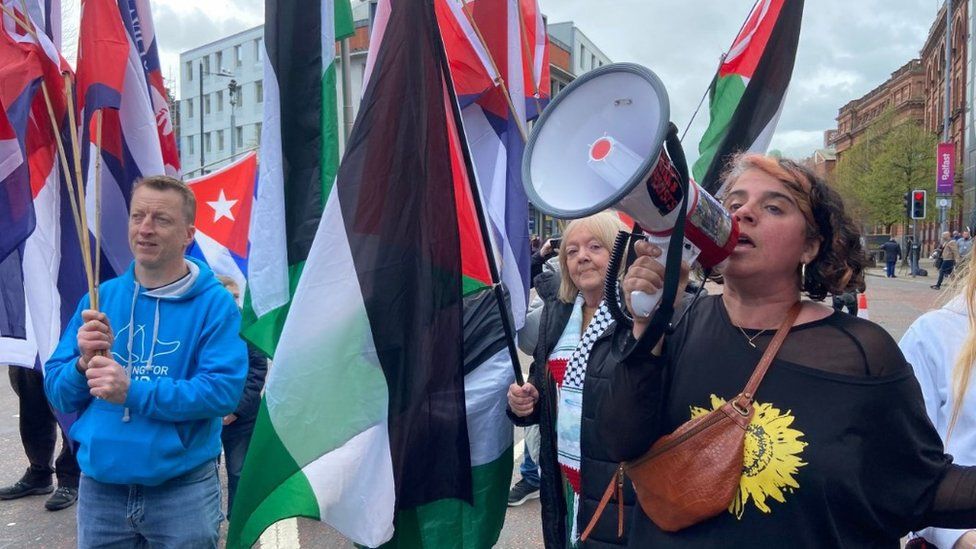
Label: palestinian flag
xmin=226 ymin=0 xmax=512 ymax=547
xmin=240 ymin=0 xmax=355 ymax=356
xmin=692 ymin=0 xmax=804 ymax=194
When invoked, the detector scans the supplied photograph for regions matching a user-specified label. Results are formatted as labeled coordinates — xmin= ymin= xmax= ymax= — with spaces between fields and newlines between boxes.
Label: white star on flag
xmin=207 ymin=189 xmax=238 ymax=222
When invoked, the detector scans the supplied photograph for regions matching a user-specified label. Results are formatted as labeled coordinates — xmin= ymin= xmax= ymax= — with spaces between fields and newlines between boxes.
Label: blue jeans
xmin=221 ymin=424 xmax=254 ymax=518
xmin=77 ymin=460 xmax=222 ymax=549
xmin=885 ymin=261 xmax=896 ymax=277
xmin=519 ymin=445 xmax=540 ymax=488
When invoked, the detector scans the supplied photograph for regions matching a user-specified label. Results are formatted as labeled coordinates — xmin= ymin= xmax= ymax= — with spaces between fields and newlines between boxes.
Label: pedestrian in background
xmin=933 ymin=231 xmax=961 ymax=290
xmin=907 ymin=236 xmax=921 ymax=276
xmin=0 ymin=366 xmax=79 ymax=511
xmin=959 ymin=230 xmax=973 ymax=259
xmin=881 ymin=236 xmax=901 ymax=278
xmin=216 ymin=276 xmax=268 ymax=519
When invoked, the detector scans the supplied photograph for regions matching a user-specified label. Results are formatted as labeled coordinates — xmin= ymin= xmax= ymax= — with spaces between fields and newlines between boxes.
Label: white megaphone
xmin=522 ymin=63 xmax=739 ymax=317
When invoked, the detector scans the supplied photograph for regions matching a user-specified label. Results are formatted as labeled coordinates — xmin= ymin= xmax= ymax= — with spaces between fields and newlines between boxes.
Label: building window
xmin=186 ymin=98 xmax=193 ymax=118
xmin=255 ymin=80 xmax=264 ymax=103
xmin=235 ymin=45 xmax=242 ymax=66
xmin=235 ymin=126 xmax=243 ymax=148
xmin=216 ymin=51 xmax=223 ymax=72
xmin=187 ymin=137 xmax=194 ymax=155
xmin=217 ymin=130 xmax=225 ymax=151
xmin=216 ymin=90 xmax=224 ymax=112
xmin=202 ymin=55 xmax=210 ymax=74
xmin=255 ymin=122 xmax=262 ymax=147
xmin=186 ymin=61 xmax=193 ymax=81
xmin=591 ymin=54 xmax=596 ymax=70
xmin=255 ymin=38 xmax=263 ymax=62
xmin=204 ymin=94 xmax=211 ymax=115
xmin=204 ymin=131 xmax=212 ymax=153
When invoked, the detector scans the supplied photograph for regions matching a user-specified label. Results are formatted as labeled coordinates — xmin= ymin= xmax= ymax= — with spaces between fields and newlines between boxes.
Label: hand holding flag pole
xmin=0 ymin=3 xmax=100 ymax=309
xmin=93 ymin=111 xmax=103 ymax=310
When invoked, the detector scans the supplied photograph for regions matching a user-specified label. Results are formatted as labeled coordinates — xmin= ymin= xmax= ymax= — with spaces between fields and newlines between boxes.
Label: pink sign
xmin=937 ymin=142 xmax=955 ymax=194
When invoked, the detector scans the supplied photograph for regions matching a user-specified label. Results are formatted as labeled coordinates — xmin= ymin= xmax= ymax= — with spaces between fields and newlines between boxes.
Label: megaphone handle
xmin=630 ymin=234 xmax=701 ymax=318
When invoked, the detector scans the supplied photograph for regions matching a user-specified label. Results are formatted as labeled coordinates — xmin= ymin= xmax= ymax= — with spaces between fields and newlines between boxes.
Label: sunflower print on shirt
xmin=690 ymin=395 xmax=808 ymax=519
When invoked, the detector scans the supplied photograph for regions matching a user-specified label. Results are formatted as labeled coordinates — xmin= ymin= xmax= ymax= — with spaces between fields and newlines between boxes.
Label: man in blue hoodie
xmin=44 ymin=175 xmax=247 ymax=548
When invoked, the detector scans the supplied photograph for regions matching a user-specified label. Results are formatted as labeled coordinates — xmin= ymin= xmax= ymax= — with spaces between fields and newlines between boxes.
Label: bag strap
xmin=581 ymin=301 xmax=803 ymax=543
xmin=581 ymin=465 xmax=625 ymax=542
xmin=738 ymin=301 xmax=803 ymax=403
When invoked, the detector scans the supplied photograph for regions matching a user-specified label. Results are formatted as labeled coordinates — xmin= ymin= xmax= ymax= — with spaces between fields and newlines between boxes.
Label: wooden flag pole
xmin=93 ymin=110 xmax=103 ymax=310
xmin=434 ymin=20 xmax=526 ymax=386
xmin=63 ymin=74 xmax=96 ymax=304
xmin=458 ymin=0 xmax=529 ymax=143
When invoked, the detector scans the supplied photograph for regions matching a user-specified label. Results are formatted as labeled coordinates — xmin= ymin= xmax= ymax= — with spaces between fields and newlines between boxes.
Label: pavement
xmin=0 ymin=263 xmax=952 ymax=548
xmin=860 ymin=258 xmax=952 ymax=341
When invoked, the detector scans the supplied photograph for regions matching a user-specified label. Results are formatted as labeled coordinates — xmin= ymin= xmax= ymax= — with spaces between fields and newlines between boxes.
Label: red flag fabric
xmin=188 ymin=152 xmax=257 ymax=258
xmin=719 ymin=0 xmax=787 ymax=79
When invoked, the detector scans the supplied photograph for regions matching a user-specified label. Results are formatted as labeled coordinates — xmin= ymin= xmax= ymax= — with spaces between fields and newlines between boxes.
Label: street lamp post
xmin=229 ymin=79 xmax=239 ymax=161
xmin=198 ymin=61 xmax=234 ymax=176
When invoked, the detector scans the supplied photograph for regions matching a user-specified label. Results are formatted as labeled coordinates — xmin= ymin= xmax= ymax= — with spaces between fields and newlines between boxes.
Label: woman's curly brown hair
xmin=716 ymin=153 xmax=866 ymax=301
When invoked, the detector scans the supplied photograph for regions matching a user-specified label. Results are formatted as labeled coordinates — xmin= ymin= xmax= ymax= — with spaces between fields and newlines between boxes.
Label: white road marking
xmin=258 ymin=518 xmax=300 ymax=548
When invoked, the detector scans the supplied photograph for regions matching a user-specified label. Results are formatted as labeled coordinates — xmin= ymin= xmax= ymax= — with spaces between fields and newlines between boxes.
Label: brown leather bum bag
xmin=582 ymin=302 xmax=802 ymax=539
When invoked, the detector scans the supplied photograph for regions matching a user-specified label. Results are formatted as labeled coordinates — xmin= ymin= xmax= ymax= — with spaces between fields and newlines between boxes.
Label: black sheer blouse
xmin=599 ymin=295 xmax=976 ymax=548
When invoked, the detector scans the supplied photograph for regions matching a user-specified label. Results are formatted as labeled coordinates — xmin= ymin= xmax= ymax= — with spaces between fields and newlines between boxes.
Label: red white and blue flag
xmin=0 ymin=1 xmax=72 ymax=369
xmin=186 ymin=152 xmax=257 ymax=297
xmin=438 ymin=0 xmax=550 ymax=329
xmin=77 ymin=0 xmax=166 ymax=276
xmin=123 ymin=0 xmax=180 ymax=177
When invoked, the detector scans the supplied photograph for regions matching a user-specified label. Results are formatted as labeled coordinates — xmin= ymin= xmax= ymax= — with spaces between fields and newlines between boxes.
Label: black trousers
xmin=8 ymin=366 xmax=79 ymax=488
xmin=936 ymin=259 xmax=957 ymax=288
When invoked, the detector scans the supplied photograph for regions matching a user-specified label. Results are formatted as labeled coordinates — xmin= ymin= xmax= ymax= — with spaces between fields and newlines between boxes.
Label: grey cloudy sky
xmin=142 ymin=0 xmax=946 ymax=163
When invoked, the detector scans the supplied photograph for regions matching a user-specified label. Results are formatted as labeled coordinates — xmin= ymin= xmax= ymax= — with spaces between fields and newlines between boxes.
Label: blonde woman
xmin=901 ymin=264 xmax=976 ymax=549
xmin=506 ymin=211 xmax=636 ymax=548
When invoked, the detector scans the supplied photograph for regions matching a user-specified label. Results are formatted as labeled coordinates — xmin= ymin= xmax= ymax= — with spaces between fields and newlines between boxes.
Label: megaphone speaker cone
xmin=522 ymin=63 xmax=671 ymax=219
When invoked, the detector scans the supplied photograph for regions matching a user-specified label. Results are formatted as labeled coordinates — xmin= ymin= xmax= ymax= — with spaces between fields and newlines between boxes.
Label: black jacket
xmin=509 ymin=272 xmax=635 ymax=548
xmin=223 ymin=343 xmax=268 ymax=433
xmin=881 ymin=240 xmax=902 ymax=262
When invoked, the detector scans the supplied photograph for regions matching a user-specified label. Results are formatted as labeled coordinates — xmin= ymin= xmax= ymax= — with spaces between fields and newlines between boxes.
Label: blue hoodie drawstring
xmin=123 ymin=285 xmax=162 ymax=423
xmin=123 ymin=282 xmax=138 ymax=422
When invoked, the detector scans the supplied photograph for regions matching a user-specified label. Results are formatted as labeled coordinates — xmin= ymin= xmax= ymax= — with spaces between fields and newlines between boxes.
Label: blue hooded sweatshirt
xmin=45 ymin=257 xmax=247 ymax=486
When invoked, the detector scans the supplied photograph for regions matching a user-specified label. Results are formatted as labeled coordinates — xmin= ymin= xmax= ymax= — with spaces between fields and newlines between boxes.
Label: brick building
xmin=828 ymin=0 xmax=969 ymax=252
xmin=920 ymin=0 xmax=968 ymax=237
xmin=828 ymin=59 xmax=925 ymax=157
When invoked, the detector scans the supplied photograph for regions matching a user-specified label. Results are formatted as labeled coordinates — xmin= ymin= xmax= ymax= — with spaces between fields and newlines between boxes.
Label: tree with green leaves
xmin=835 ymin=112 xmax=936 ymax=232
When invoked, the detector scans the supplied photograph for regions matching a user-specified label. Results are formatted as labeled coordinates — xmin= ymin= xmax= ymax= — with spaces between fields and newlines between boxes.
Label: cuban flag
xmin=186 ymin=152 xmax=256 ymax=299
xmin=0 ymin=2 xmax=71 ymax=369
xmin=438 ymin=0 xmax=550 ymax=329
xmin=77 ymin=0 xmax=165 ymax=278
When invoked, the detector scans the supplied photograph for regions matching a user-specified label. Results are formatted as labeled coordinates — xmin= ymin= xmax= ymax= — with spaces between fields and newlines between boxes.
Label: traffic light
xmin=911 ymin=189 xmax=927 ymax=219
xmin=903 ymin=192 xmax=911 ymax=217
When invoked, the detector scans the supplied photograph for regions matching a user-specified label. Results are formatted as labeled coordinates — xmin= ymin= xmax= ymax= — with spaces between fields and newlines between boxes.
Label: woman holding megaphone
xmin=595 ymin=153 xmax=976 ymax=547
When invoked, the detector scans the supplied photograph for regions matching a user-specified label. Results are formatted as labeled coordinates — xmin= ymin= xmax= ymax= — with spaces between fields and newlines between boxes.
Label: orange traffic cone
xmin=857 ymin=293 xmax=869 ymax=320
